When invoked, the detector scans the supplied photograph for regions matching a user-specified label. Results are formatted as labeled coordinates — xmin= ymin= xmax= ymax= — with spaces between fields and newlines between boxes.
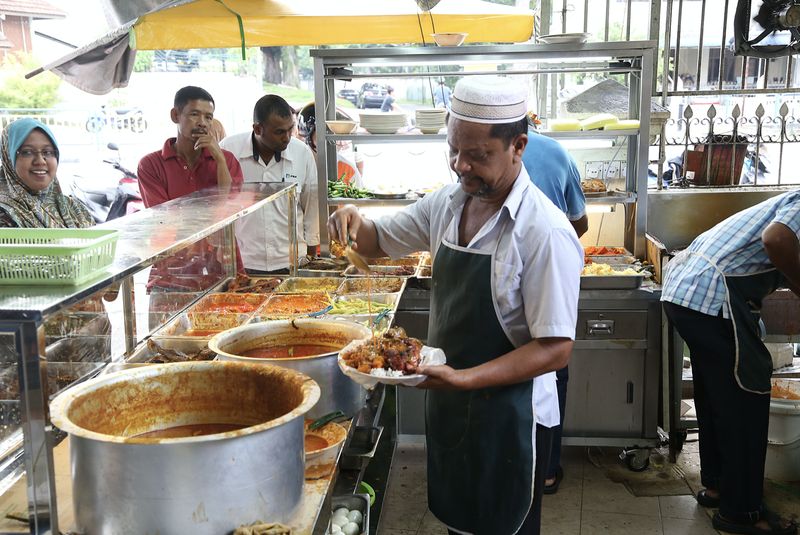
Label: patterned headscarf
xmin=0 ymin=119 xmax=94 ymax=228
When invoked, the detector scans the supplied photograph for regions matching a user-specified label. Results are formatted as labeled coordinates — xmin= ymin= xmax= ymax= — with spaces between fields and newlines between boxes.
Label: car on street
xmin=357 ymin=83 xmax=388 ymax=109
xmin=337 ymin=88 xmax=358 ymax=105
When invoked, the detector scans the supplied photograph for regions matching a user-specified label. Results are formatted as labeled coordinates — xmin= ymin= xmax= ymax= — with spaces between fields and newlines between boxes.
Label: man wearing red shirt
xmin=138 ymin=86 xmax=245 ymax=306
xmin=138 ymin=86 xmax=243 ymax=206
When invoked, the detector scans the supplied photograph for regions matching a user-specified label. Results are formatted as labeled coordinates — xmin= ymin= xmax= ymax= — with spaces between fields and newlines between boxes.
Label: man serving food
xmin=328 ymin=76 xmax=583 ymax=535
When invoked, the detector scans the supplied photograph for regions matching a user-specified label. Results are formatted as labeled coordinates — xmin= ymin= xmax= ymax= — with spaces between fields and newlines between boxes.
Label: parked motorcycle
xmin=741 ymin=144 xmax=770 ymax=185
xmin=85 ymin=105 xmax=148 ymax=134
xmin=69 ymin=143 xmax=143 ymax=223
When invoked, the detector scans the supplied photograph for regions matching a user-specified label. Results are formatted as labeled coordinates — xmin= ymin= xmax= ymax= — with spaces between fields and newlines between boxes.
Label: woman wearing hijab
xmin=0 ymin=118 xmax=94 ymax=228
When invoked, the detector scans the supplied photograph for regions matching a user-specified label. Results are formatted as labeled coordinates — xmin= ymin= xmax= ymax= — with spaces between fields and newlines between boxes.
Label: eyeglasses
xmin=16 ymin=149 xmax=57 ymax=160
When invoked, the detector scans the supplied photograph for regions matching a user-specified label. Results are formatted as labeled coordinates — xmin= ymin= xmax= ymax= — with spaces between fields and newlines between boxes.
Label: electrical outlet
xmin=585 ymin=161 xmax=604 ymax=179
xmin=607 ymin=161 xmax=621 ymax=179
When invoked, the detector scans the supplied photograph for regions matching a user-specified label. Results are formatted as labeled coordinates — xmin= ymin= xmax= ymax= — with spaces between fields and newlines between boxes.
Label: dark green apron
xmin=725 ymin=270 xmax=785 ymax=393
xmin=426 ymin=235 xmax=534 ymax=535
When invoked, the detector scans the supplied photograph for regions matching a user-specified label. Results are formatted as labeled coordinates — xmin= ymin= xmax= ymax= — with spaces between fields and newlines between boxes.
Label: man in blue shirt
xmin=434 ymin=80 xmax=452 ymax=109
xmin=662 ymin=190 xmax=800 ymax=535
xmin=522 ymin=130 xmax=588 ymax=496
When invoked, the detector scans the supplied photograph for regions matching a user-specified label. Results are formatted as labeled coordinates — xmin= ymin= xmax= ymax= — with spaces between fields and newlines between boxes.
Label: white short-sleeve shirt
xmin=374 ymin=168 xmax=583 ymax=426
xmin=220 ymin=133 xmax=319 ymax=271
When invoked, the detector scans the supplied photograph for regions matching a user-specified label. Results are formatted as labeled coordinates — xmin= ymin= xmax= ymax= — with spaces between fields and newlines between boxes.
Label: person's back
xmin=433 ymin=82 xmax=452 ymax=109
xmin=381 ymin=87 xmax=397 ymax=112
xmin=523 ymin=131 xmax=587 ymax=237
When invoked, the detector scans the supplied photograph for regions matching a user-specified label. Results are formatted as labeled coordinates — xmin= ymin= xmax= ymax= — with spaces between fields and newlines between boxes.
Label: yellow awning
xmin=132 ymin=0 xmax=534 ymax=49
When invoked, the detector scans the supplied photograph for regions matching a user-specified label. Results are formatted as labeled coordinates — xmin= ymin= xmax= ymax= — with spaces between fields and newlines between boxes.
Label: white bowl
xmin=431 ymin=32 xmax=467 ymax=47
xmin=326 ymin=120 xmax=357 ymax=134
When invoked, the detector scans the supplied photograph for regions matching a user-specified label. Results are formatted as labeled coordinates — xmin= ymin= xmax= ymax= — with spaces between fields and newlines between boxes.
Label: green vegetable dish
xmin=328 ymin=175 xmax=373 ymax=199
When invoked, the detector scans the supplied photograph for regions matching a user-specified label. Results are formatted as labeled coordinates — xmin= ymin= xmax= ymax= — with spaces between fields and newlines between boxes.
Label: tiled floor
xmin=378 ymin=437 xmax=800 ymax=534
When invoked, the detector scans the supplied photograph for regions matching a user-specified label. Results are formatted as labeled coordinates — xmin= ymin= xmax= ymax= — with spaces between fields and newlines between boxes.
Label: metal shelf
xmin=585 ymin=191 xmax=637 ymax=204
xmin=328 ymin=130 xmax=639 ymax=144
xmin=328 ymin=197 xmax=418 ymax=207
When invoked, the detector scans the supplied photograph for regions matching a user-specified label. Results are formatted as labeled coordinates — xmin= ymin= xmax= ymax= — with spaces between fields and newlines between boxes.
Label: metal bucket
xmin=50 ymin=361 xmax=319 ymax=535
xmin=209 ymin=319 xmax=371 ymax=418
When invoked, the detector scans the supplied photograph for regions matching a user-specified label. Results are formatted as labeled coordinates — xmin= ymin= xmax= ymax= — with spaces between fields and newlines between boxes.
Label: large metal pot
xmin=50 ymin=361 xmax=319 ymax=535
xmin=209 ymin=319 xmax=371 ymax=418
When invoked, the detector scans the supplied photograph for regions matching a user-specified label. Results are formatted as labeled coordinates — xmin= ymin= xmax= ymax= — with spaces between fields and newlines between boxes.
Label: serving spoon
xmin=345 ymin=239 xmax=371 ymax=274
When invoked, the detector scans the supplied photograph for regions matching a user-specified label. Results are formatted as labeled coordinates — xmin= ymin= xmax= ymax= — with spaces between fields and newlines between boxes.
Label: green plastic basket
xmin=0 ymin=229 xmax=119 ymax=285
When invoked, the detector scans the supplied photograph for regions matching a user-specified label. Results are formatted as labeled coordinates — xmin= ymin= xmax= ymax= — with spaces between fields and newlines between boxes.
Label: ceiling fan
xmin=734 ymin=0 xmax=800 ymax=57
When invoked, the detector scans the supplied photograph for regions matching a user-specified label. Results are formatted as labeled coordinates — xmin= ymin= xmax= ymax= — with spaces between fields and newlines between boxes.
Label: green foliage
xmin=133 ymin=50 xmax=154 ymax=72
xmin=0 ymin=54 xmax=61 ymax=109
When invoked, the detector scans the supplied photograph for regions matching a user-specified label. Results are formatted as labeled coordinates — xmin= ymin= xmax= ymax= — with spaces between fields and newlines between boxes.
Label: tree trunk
xmin=261 ymin=46 xmax=282 ymax=84
xmin=282 ymin=47 xmax=300 ymax=87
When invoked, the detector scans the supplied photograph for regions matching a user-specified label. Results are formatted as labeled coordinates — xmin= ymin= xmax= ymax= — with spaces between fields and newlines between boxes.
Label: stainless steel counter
xmin=0 ymin=183 xmax=296 ymax=317
xmin=0 ymin=183 xmax=298 ymax=534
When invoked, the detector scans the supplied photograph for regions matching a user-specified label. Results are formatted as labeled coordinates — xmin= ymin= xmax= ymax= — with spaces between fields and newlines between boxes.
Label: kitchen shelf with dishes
xmin=312 ymin=41 xmax=655 ymax=258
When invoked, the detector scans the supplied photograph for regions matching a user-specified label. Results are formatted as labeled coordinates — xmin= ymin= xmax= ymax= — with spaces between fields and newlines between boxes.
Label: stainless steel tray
xmin=330 ymin=494 xmax=371 ymax=535
xmin=337 ymin=277 xmax=407 ymax=295
xmin=343 ymin=265 xmax=417 ymax=277
xmin=585 ymin=255 xmax=637 ymax=265
xmin=274 ymin=277 xmax=343 ymax=293
xmin=127 ymin=337 xmax=213 ymax=363
xmin=580 ymin=274 xmax=644 ymax=289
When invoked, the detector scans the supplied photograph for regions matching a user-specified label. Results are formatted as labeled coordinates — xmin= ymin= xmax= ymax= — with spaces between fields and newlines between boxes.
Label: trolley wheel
xmin=624 ymin=449 xmax=651 ymax=472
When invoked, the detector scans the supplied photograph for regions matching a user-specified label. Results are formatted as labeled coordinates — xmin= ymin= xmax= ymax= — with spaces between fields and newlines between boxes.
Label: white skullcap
xmin=449 ymin=76 xmax=528 ymax=125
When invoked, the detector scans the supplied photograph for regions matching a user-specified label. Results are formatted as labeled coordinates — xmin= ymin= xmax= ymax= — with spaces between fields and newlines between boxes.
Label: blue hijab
xmin=0 ymin=118 xmax=94 ymax=228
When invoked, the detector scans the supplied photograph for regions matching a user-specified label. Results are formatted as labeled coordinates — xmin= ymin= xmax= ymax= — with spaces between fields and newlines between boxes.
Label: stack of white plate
xmin=358 ymin=111 xmax=407 ymax=134
xmin=415 ymin=108 xmax=447 ymax=134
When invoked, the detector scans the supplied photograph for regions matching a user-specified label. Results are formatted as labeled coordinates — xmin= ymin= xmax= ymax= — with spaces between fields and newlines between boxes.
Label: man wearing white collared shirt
xmin=220 ymin=95 xmax=319 ymax=273
xmin=328 ymin=76 xmax=583 ymax=535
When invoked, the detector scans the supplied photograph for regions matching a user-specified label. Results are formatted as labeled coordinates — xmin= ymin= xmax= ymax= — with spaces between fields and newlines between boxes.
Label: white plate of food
xmin=338 ymin=327 xmax=446 ymax=388
xmin=538 ymin=32 xmax=591 ymax=44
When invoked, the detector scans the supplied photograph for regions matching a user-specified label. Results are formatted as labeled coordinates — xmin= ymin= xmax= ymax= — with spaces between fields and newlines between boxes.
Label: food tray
xmin=256 ymin=292 xmax=331 ymax=319
xmin=337 ymin=277 xmax=406 ymax=295
xmin=187 ymin=293 xmax=267 ymax=330
xmin=417 ymin=266 xmax=432 ymax=278
xmin=0 ymin=228 xmax=118 ymax=285
xmin=329 ymin=493 xmax=371 ymax=535
xmin=127 ymin=337 xmax=214 ymax=364
xmin=585 ymin=255 xmax=637 ymax=265
xmin=326 ymin=293 xmax=399 ymax=324
xmin=153 ymin=313 xmax=234 ymax=339
xmin=0 ymin=361 xmax=103 ymax=405
xmin=368 ymin=257 xmax=421 ymax=268
xmin=343 ymin=265 xmax=417 ymax=277
xmin=580 ymin=274 xmax=644 ymax=290
xmin=583 ymin=246 xmax=631 ymax=256
xmin=340 ymin=426 xmax=384 ymax=471
xmin=43 ymin=313 xmax=109 ymax=338
xmin=223 ymin=275 xmax=283 ymax=294
xmin=297 ymin=268 xmax=346 ymax=278
xmin=274 ymin=277 xmax=342 ymax=294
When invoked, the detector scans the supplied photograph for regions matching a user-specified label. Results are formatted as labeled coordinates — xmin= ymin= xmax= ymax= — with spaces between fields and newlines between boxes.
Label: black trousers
xmin=245 ymin=267 xmax=290 ymax=275
xmin=663 ymin=302 xmax=770 ymax=522
xmin=447 ymin=424 xmax=553 ymax=535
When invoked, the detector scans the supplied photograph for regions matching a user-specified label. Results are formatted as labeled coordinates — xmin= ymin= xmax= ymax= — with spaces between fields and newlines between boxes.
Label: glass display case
xmin=311 ymin=41 xmax=656 ymax=258
xmin=0 ymin=183 xmax=297 ymax=533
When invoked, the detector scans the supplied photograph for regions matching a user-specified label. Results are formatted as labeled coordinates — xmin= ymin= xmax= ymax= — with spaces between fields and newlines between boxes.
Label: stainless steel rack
xmin=312 ymin=41 xmax=656 ymax=258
